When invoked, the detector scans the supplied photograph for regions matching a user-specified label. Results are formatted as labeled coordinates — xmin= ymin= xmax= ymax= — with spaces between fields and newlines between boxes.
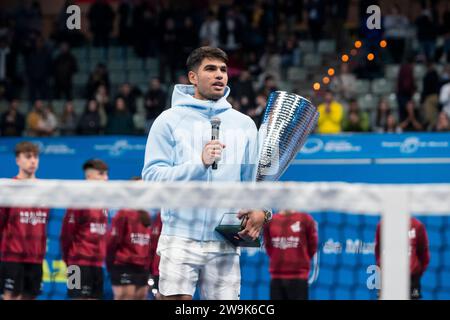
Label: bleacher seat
xmin=73 ymin=73 xmax=89 ymax=86
xmin=414 ymin=64 xmax=427 ymax=80
xmin=128 ymin=72 xmax=149 ymax=85
xmin=110 ymin=72 xmax=127 ymax=85
xmin=317 ymin=40 xmax=336 ymax=54
xmin=372 ymin=79 xmax=395 ymax=95
xmin=385 ymin=64 xmax=400 ymax=80
xmin=298 ymin=41 xmax=315 ymax=53
xmin=387 ymin=93 xmax=399 ymax=110
xmin=357 ymin=93 xmax=378 ymax=111
xmin=133 ymin=113 xmax=147 ymax=132
xmin=287 ymin=67 xmax=307 ymax=81
xmin=303 ymin=53 xmax=322 ymax=67
xmin=355 ymin=79 xmax=371 ymax=95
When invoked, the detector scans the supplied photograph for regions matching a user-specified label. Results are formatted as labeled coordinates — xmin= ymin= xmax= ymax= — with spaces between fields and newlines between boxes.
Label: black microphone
xmin=210 ymin=117 xmax=221 ymax=170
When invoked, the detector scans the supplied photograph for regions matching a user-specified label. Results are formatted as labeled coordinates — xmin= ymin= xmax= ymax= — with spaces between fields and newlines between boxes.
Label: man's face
xmin=85 ymin=169 xmax=108 ymax=181
xmin=189 ymin=58 xmax=228 ymax=101
xmin=16 ymin=152 xmax=39 ymax=176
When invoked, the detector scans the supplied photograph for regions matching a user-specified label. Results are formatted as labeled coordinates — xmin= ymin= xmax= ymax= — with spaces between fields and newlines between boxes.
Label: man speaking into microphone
xmin=142 ymin=46 xmax=269 ymax=300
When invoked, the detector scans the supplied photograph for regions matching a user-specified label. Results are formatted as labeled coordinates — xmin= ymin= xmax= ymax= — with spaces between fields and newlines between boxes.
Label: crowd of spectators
xmin=1 ymin=0 xmax=450 ymax=137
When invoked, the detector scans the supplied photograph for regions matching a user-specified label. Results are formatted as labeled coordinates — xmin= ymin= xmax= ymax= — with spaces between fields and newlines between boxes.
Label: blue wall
xmin=1 ymin=133 xmax=449 ymax=299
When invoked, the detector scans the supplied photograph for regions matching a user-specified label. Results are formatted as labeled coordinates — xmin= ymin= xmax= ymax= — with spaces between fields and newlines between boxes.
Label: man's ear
xmin=188 ymin=70 xmax=198 ymax=86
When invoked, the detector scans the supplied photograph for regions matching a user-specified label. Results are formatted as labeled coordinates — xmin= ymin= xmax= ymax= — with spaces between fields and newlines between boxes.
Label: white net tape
xmin=1 ymin=179 xmax=450 ymax=300
xmin=0 ymin=179 xmax=449 ymax=213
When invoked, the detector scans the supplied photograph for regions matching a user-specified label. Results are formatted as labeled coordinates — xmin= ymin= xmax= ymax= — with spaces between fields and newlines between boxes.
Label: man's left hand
xmin=237 ymin=210 xmax=265 ymax=241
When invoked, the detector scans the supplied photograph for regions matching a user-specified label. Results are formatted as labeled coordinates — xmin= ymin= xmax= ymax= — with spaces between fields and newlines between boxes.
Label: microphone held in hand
xmin=210 ymin=117 xmax=221 ymax=170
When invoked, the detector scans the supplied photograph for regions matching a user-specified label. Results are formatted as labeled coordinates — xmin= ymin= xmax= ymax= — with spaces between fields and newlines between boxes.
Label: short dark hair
xmin=83 ymin=159 xmax=108 ymax=173
xmin=15 ymin=141 xmax=39 ymax=157
xmin=186 ymin=47 xmax=228 ymax=72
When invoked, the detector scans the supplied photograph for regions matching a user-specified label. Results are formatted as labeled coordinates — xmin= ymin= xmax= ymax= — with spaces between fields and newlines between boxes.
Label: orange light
xmin=327 ymin=68 xmax=335 ymax=76
xmin=367 ymin=53 xmax=375 ymax=61
xmin=323 ymin=77 xmax=330 ymax=85
xmin=313 ymin=82 xmax=321 ymax=91
xmin=350 ymin=49 xmax=358 ymax=56
xmin=341 ymin=54 xmax=349 ymax=63
xmin=354 ymin=40 xmax=362 ymax=49
xmin=380 ymin=40 xmax=387 ymax=48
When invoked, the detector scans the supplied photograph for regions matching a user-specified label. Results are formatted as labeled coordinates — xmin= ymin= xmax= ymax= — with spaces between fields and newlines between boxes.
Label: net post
xmin=380 ymin=187 xmax=410 ymax=300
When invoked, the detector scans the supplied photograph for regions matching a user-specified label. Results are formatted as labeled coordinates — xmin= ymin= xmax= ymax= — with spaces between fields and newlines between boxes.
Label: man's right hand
xmin=202 ymin=140 xmax=225 ymax=167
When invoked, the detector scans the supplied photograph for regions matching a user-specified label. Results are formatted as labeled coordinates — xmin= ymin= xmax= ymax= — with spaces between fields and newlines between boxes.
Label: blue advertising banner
xmin=1 ymin=133 xmax=449 ymax=300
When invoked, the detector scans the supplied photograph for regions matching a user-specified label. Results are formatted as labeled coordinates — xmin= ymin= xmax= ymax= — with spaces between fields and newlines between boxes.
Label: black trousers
xmin=270 ymin=278 xmax=308 ymax=300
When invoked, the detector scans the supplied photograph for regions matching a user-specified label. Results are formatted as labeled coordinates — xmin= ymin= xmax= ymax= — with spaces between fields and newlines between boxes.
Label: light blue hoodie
xmin=142 ymin=84 xmax=258 ymax=241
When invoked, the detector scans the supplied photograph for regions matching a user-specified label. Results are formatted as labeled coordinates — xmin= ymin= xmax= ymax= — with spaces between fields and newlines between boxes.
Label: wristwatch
xmin=263 ymin=209 xmax=273 ymax=224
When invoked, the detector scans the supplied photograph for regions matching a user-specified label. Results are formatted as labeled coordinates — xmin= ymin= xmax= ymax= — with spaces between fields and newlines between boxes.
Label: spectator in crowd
xmin=39 ymin=104 xmax=58 ymax=136
xmin=199 ymin=11 xmax=220 ymax=48
xmin=25 ymin=35 xmax=52 ymax=103
xmin=259 ymin=46 xmax=282 ymax=84
xmin=384 ymin=4 xmax=410 ymax=63
xmin=60 ymin=159 xmax=109 ymax=300
xmin=77 ymin=99 xmax=102 ymax=135
xmin=342 ymin=99 xmax=370 ymax=132
xmin=396 ymin=57 xmax=416 ymax=122
xmin=88 ymin=0 xmax=115 ymax=48
xmin=0 ymin=141 xmax=50 ymax=300
xmin=26 ymin=99 xmax=46 ymax=136
xmin=94 ymin=84 xmax=110 ymax=128
xmin=375 ymin=217 xmax=430 ymax=299
xmin=399 ymin=100 xmax=423 ymax=132
xmin=0 ymin=36 xmax=13 ymax=101
xmin=372 ymin=99 xmax=391 ymax=133
xmin=317 ymin=90 xmax=344 ymax=134
xmin=117 ymin=0 xmax=133 ymax=48
xmin=264 ymin=209 xmax=318 ymax=300
xmin=219 ymin=7 xmax=243 ymax=51
xmin=257 ymin=74 xmax=278 ymax=99
xmin=231 ymin=69 xmax=256 ymax=107
xmin=116 ymin=82 xmax=137 ymax=115
xmin=59 ymin=101 xmax=79 ymax=136
xmin=107 ymin=207 xmax=154 ymax=300
xmin=439 ymin=73 xmax=450 ymax=118
xmin=159 ymin=17 xmax=178 ymax=83
xmin=105 ymin=97 xmax=135 ymax=135
xmin=13 ymin=0 xmax=43 ymax=53
xmin=280 ymin=35 xmax=300 ymax=78
xmin=86 ymin=63 xmax=110 ymax=99
xmin=384 ymin=113 xmax=402 ymax=133
xmin=433 ymin=111 xmax=450 ymax=132
xmin=0 ymin=99 xmax=25 ymax=136
xmin=53 ymin=42 xmax=78 ymax=100
xmin=415 ymin=6 xmax=438 ymax=62
xmin=179 ymin=16 xmax=199 ymax=68
xmin=443 ymin=2 xmax=450 ymax=63
xmin=421 ymin=62 xmax=440 ymax=130
xmin=144 ymin=77 xmax=167 ymax=133
xmin=131 ymin=1 xmax=158 ymax=58
xmin=306 ymin=0 xmax=326 ymax=44
xmin=247 ymin=93 xmax=267 ymax=127
xmin=331 ymin=63 xmax=357 ymax=101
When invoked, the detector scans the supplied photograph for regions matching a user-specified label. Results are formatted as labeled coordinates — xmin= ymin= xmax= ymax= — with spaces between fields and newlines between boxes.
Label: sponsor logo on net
xmin=382 ymin=136 xmax=449 ymax=154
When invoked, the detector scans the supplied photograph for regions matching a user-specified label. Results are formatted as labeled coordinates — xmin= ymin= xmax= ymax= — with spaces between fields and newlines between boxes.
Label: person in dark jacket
xmin=53 ymin=42 xmax=78 ymax=100
xmin=105 ymin=97 xmax=135 ymax=135
xmin=77 ymin=99 xmax=102 ymax=135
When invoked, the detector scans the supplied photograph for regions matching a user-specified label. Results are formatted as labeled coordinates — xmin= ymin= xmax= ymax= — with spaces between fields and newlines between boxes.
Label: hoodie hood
xmin=171 ymin=84 xmax=232 ymax=115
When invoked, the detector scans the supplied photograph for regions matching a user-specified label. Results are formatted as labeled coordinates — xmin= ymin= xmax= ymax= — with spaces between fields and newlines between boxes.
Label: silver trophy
xmin=256 ymin=91 xmax=319 ymax=181
xmin=215 ymin=91 xmax=319 ymax=247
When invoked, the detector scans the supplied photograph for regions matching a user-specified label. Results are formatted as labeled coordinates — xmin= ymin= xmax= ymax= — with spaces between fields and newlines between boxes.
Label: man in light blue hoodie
xmin=142 ymin=47 xmax=270 ymax=300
